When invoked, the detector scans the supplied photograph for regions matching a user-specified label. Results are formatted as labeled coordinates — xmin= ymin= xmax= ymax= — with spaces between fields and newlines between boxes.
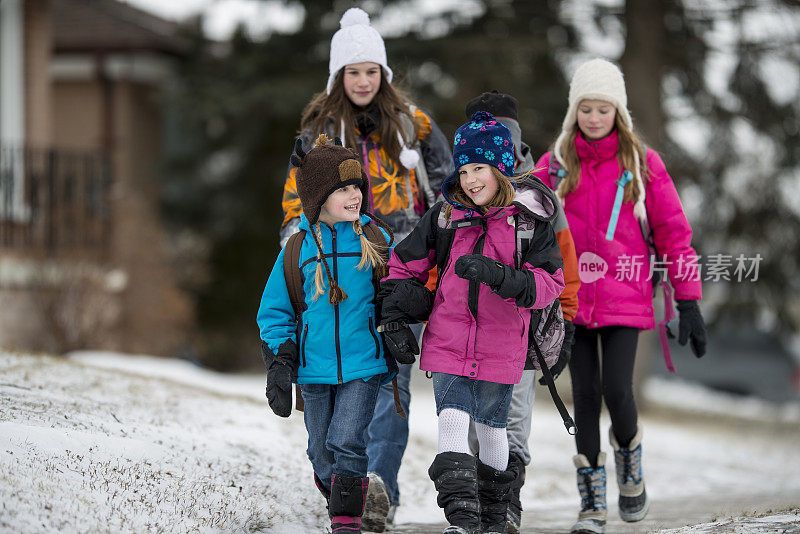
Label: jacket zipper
xmin=368 ymin=317 xmax=380 ymax=359
xmin=331 ymin=227 xmax=343 ymax=384
xmin=300 ymin=324 xmax=308 ymax=367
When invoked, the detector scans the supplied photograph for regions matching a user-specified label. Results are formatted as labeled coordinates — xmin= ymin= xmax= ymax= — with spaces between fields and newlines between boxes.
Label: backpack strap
xmin=282 ymin=230 xmax=307 ymax=412
xmin=283 ymin=230 xmax=307 ymax=322
xmin=531 ymin=334 xmax=576 ymax=435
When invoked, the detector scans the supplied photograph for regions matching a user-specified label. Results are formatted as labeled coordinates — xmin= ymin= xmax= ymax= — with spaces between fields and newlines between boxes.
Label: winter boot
xmin=610 ymin=423 xmax=649 ymax=522
xmin=477 ymin=459 xmax=517 ymax=534
xmin=505 ymin=453 xmax=526 ymax=534
xmin=362 ymin=471 xmax=391 ymax=533
xmin=428 ymin=452 xmax=481 ymax=534
xmin=570 ymin=453 xmax=607 ymax=534
xmin=314 ymin=472 xmax=331 ymax=511
xmin=329 ymin=474 xmax=368 ymax=533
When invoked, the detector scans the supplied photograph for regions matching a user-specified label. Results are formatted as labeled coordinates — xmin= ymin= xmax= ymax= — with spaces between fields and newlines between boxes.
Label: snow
xmin=2 ymin=349 xmax=799 ymax=532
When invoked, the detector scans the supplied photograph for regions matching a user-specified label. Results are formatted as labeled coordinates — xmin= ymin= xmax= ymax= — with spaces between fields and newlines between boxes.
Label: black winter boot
xmin=505 ymin=453 xmax=526 ymax=534
xmin=477 ymin=459 xmax=516 ymax=534
xmin=314 ymin=472 xmax=331 ymax=514
xmin=428 ymin=452 xmax=481 ymax=534
xmin=329 ymin=474 xmax=368 ymax=533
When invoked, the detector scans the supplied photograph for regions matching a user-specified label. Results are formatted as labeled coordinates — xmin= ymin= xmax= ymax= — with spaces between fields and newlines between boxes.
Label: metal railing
xmin=0 ymin=144 xmax=111 ymax=254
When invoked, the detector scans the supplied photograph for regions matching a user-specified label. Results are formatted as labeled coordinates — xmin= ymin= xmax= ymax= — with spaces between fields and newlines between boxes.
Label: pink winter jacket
xmin=382 ymin=183 xmax=565 ymax=384
xmin=535 ymin=130 xmax=702 ymax=330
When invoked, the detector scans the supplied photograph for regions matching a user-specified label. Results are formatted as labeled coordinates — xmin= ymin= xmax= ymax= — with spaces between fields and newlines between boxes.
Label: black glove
xmin=379 ymin=279 xmax=434 ymax=323
xmin=676 ymin=300 xmax=707 ymax=358
xmin=454 ymin=254 xmax=505 ymax=288
xmin=380 ymin=321 xmax=419 ymax=364
xmin=266 ymin=362 xmax=293 ymax=417
xmin=262 ymin=339 xmax=297 ymax=417
xmin=540 ymin=319 xmax=574 ymax=385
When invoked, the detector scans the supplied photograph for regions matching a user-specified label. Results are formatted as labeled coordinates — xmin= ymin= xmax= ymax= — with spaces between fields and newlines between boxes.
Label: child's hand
xmin=454 ymin=254 xmax=505 ymax=287
xmin=676 ymin=300 xmax=707 ymax=357
xmin=266 ymin=363 xmax=293 ymax=417
xmin=379 ymin=321 xmax=419 ymax=364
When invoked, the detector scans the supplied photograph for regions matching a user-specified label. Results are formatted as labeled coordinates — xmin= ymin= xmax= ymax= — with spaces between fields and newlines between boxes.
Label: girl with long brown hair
xmin=278 ymin=8 xmax=452 ymax=532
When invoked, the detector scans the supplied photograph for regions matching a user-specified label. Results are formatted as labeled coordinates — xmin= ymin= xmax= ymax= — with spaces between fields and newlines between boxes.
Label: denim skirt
xmin=431 ymin=372 xmax=514 ymax=428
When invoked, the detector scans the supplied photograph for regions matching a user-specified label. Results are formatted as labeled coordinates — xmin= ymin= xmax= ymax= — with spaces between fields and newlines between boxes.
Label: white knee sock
xmin=475 ymin=422 xmax=509 ymax=471
xmin=438 ymin=408 xmax=471 ymax=454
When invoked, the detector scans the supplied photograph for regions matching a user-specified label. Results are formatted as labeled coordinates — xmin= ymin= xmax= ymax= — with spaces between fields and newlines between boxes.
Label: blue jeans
xmin=366 ymin=323 xmax=420 ymax=506
xmin=302 ymin=375 xmax=382 ymax=492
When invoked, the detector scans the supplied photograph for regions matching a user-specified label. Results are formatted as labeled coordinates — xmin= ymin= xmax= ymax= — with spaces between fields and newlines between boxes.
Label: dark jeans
xmin=366 ymin=323 xmax=421 ymax=506
xmin=302 ymin=375 xmax=382 ymax=492
xmin=568 ymin=325 xmax=639 ymax=466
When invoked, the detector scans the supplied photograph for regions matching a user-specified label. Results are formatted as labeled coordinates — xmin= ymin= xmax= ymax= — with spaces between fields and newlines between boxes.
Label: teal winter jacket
xmin=257 ymin=213 xmax=392 ymax=385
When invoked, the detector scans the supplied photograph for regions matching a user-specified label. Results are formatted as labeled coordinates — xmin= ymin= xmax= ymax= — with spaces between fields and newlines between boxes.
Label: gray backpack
xmin=514 ymin=213 xmax=566 ymax=371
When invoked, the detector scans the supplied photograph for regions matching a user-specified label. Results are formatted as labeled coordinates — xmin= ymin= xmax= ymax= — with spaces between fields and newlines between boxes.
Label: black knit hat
xmin=291 ymin=134 xmax=368 ymax=226
xmin=465 ymin=90 xmax=518 ymax=121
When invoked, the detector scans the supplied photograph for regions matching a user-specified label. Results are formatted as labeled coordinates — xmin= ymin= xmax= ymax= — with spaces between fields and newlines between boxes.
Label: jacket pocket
xmin=300 ymin=323 xmax=309 ymax=367
xmin=368 ymin=316 xmax=380 ymax=359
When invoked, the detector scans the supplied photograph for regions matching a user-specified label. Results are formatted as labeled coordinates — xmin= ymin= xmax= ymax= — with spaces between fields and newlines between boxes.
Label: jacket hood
xmin=512 ymin=178 xmax=559 ymax=223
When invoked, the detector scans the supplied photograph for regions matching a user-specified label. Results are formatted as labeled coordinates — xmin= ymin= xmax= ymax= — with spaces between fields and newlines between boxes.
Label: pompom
xmin=314 ymin=133 xmax=332 ymax=146
xmin=340 ymin=8 xmax=370 ymax=29
xmin=470 ymin=110 xmax=494 ymax=123
xmin=399 ymin=147 xmax=419 ymax=170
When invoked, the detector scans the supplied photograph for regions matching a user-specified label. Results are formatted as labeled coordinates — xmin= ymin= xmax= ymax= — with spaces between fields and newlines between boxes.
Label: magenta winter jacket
xmin=382 ymin=184 xmax=566 ymax=385
xmin=535 ymin=130 xmax=702 ymax=330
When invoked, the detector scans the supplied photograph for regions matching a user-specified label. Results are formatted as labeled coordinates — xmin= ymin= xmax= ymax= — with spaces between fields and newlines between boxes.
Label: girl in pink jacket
xmin=379 ymin=111 xmax=565 ymax=534
xmin=534 ymin=58 xmax=707 ymax=534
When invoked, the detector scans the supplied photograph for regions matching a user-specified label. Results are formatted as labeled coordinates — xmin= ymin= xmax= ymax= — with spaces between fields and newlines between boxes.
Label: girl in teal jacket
xmin=256 ymin=135 xmax=393 ymax=534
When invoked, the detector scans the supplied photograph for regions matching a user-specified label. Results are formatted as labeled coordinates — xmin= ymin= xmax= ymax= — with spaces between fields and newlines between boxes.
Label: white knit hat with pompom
xmin=327 ymin=8 xmax=393 ymax=94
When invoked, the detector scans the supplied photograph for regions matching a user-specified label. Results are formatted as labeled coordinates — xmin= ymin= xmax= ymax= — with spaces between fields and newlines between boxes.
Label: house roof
xmin=53 ymin=0 xmax=191 ymax=56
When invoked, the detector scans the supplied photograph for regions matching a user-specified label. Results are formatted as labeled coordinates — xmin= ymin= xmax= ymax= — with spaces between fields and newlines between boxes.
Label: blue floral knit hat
xmin=441 ymin=111 xmax=516 ymax=208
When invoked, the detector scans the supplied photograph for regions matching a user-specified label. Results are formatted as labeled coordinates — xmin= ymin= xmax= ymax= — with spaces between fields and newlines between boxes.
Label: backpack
xmin=283 ymin=221 xmax=408 ymax=416
xmin=434 ymin=204 xmax=576 ymax=434
xmin=549 ymin=150 xmax=680 ymax=373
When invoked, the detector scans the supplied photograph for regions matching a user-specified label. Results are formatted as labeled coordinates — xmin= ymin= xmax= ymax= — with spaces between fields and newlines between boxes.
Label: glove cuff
xmin=377 ymin=321 xmax=407 ymax=333
xmin=676 ymin=299 xmax=700 ymax=312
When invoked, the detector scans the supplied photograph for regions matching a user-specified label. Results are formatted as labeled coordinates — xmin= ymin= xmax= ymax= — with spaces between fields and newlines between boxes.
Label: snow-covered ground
xmin=1 ymin=350 xmax=799 ymax=533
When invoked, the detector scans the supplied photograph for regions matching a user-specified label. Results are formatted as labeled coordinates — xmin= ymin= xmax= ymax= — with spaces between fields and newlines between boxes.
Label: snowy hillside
xmin=1 ymin=350 xmax=799 ymax=533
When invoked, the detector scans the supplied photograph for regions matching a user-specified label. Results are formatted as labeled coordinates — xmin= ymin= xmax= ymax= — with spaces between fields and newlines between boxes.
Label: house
xmin=0 ymin=0 xmax=195 ymax=356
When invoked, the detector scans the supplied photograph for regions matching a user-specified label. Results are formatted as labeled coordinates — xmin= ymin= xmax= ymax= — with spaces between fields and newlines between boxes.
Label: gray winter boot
xmin=610 ymin=423 xmax=650 ymax=522
xmin=570 ymin=453 xmax=607 ymax=534
xmin=362 ymin=472 xmax=390 ymax=532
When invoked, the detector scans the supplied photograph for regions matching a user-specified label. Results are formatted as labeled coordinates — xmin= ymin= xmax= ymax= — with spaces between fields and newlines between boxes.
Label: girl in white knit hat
xmin=532 ymin=58 xmax=707 ymax=534
xmin=278 ymin=7 xmax=453 ymax=533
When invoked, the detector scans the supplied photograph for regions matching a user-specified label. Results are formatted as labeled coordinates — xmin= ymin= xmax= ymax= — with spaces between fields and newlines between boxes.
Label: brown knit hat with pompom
xmin=291 ymin=134 xmax=369 ymax=226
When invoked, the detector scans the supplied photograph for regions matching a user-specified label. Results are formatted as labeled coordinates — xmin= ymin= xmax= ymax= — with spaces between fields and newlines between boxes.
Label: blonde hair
xmin=555 ymin=114 xmax=649 ymax=203
xmin=310 ymin=220 xmax=389 ymax=302
xmin=444 ymin=166 xmax=517 ymax=219
xmin=300 ymin=71 xmax=421 ymax=164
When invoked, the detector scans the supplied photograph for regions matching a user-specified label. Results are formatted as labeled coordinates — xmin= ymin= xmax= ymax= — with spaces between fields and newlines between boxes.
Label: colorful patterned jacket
xmin=280 ymin=108 xmax=453 ymax=246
